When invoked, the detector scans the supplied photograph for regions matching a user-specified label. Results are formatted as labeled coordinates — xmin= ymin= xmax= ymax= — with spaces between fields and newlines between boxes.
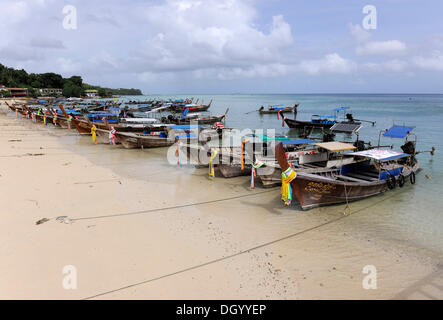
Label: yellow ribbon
xmin=209 ymin=148 xmax=218 ymax=178
xmin=281 ymin=167 xmax=296 ymax=206
xmin=91 ymin=125 xmax=97 ymax=144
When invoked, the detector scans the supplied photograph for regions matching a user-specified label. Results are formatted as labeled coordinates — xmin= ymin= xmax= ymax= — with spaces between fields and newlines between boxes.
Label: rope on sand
xmin=82 ymin=187 xmax=413 ymax=300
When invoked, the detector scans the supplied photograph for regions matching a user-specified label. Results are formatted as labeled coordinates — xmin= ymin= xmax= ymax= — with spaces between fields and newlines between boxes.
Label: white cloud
xmin=412 ymin=51 xmax=443 ymax=71
xmin=362 ymin=59 xmax=408 ymax=73
xmin=298 ymin=53 xmax=356 ymax=75
xmin=30 ymin=37 xmax=65 ymax=49
xmin=356 ymin=40 xmax=407 ymax=57
xmin=349 ymin=23 xmax=371 ymax=43
xmin=126 ymin=0 xmax=295 ymax=78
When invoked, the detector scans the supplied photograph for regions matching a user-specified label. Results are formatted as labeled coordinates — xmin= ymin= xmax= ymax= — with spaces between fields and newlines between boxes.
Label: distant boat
xmin=258 ymin=103 xmax=298 ymax=114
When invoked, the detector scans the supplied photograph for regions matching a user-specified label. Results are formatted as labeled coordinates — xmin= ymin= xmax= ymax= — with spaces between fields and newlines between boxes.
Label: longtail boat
xmin=114 ymin=128 xmax=199 ymax=149
xmin=281 ymin=107 xmax=371 ymax=130
xmin=275 ymin=125 xmax=428 ymax=209
xmin=258 ymin=103 xmax=298 ymax=115
xmin=170 ymin=99 xmax=212 ymax=113
xmin=161 ymin=108 xmax=228 ymax=125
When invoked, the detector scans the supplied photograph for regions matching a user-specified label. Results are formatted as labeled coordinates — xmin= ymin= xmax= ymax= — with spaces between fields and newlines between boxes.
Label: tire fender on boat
xmin=410 ymin=171 xmax=416 ymax=184
xmin=386 ymin=174 xmax=396 ymax=189
xmin=398 ymin=174 xmax=405 ymax=188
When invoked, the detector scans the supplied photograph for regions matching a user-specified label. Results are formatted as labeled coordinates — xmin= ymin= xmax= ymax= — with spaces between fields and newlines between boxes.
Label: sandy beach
xmin=0 ymin=99 xmax=442 ymax=300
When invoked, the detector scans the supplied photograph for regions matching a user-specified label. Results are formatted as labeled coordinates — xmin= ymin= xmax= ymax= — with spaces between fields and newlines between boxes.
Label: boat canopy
xmin=315 ymin=141 xmax=356 ymax=152
xmin=312 ymin=114 xmax=337 ymax=118
xmin=171 ymin=125 xmax=201 ymax=130
xmin=330 ymin=122 xmax=362 ymax=133
xmin=383 ymin=125 xmax=415 ymax=138
xmin=350 ymin=149 xmax=409 ymax=161
xmin=333 ymin=106 xmax=350 ymax=112
xmin=282 ymin=139 xmax=315 ymax=145
xmin=255 ymin=134 xmax=289 ymax=141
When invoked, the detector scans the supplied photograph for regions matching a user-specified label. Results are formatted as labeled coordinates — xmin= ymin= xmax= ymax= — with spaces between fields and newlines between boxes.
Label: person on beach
xmin=293 ymin=103 xmax=298 ymax=120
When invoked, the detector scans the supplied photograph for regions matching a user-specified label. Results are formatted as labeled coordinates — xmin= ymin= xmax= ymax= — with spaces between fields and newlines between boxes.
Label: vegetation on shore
xmin=0 ymin=63 xmax=143 ymax=98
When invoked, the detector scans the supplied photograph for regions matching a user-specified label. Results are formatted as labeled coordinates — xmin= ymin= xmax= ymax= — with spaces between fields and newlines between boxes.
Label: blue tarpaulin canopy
xmin=313 ymin=114 xmax=337 ymax=118
xmin=383 ymin=125 xmax=415 ymax=138
xmin=282 ymin=139 xmax=315 ymax=145
xmin=333 ymin=107 xmax=350 ymax=112
xmin=171 ymin=125 xmax=201 ymax=130
xmin=175 ymin=134 xmax=196 ymax=139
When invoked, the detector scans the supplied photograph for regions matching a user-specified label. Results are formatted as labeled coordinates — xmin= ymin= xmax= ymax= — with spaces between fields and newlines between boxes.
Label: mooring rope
xmin=82 ymin=185 xmax=413 ymax=300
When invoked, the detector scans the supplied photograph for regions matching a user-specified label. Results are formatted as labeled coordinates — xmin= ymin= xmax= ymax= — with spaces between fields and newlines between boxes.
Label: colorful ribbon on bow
xmin=209 ymin=148 xmax=218 ymax=178
xmin=281 ymin=167 xmax=297 ymax=206
xmin=176 ymin=142 xmax=182 ymax=166
xmin=67 ymin=115 xmax=72 ymax=130
xmin=109 ymin=128 xmax=116 ymax=145
xmin=251 ymin=160 xmax=265 ymax=189
xmin=43 ymin=115 xmax=47 ymax=126
xmin=91 ymin=125 xmax=97 ymax=144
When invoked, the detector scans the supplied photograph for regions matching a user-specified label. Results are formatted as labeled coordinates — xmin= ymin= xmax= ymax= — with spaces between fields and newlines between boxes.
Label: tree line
xmin=0 ymin=64 xmax=142 ymax=98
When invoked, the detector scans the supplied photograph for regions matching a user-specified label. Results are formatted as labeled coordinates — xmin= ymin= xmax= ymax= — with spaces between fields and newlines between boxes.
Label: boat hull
xmin=115 ymin=132 xmax=175 ymax=149
xmin=291 ymin=163 xmax=419 ymax=209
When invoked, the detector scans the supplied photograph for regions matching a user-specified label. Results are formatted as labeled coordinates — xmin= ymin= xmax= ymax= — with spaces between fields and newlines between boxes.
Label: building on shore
xmin=39 ymin=88 xmax=63 ymax=96
xmin=5 ymin=88 xmax=28 ymax=97
xmin=85 ymin=89 xmax=99 ymax=98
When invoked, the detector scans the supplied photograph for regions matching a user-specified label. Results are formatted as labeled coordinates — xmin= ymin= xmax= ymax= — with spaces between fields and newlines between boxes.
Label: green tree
xmin=63 ymin=81 xmax=84 ymax=97
xmin=1 ymin=90 xmax=12 ymax=98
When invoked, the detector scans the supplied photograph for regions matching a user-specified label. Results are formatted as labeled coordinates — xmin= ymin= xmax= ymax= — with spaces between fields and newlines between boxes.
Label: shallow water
xmin=66 ymin=94 xmax=443 ymax=257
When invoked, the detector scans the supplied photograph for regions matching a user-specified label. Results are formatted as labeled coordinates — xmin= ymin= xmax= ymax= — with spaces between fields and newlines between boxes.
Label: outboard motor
xmin=401 ymin=141 xmax=416 ymax=155
xmin=322 ymin=132 xmax=335 ymax=142
xmin=354 ymin=140 xmax=366 ymax=151
xmin=346 ymin=113 xmax=355 ymax=122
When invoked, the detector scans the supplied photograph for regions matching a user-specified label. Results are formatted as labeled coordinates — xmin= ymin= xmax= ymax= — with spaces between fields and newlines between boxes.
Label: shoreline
xmin=0 ymin=99 xmax=442 ymax=299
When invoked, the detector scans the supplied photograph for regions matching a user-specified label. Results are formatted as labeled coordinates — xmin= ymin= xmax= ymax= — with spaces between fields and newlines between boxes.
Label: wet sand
xmin=0 ymin=99 xmax=442 ymax=299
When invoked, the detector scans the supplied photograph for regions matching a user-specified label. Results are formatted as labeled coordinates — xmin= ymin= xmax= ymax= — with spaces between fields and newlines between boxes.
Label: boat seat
xmin=345 ymin=173 xmax=378 ymax=181
xmin=335 ymin=175 xmax=371 ymax=183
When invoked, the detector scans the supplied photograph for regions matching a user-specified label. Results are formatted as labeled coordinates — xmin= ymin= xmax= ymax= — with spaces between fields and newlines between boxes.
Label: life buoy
xmin=386 ymin=174 xmax=396 ymax=189
xmin=398 ymin=174 xmax=405 ymax=188
xmin=410 ymin=172 xmax=416 ymax=184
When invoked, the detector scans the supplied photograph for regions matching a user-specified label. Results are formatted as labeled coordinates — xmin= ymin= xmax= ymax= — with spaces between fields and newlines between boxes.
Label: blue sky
xmin=1 ymin=0 xmax=442 ymax=93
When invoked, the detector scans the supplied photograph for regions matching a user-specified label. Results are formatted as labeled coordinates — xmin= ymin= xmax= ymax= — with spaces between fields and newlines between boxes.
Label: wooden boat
xmin=114 ymin=128 xmax=199 ymax=149
xmin=275 ymin=129 xmax=422 ymax=209
xmin=258 ymin=103 xmax=298 ymax=115
xmin=59 ymin=106 xmax=157 ymax=134
xmin=282 ymin=113 xmax=339 ymax=129
xmin=281 ymin=106 xmax=367 ymax=130
xmin=170 ymin=99 xmax=212 ymax=113
xmin=161 ymin=108 xmax=228 ymax=125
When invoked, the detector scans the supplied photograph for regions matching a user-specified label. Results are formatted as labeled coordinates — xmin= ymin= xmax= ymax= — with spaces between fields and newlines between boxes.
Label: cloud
xmin=412 ymin=51 xmax=443 ymax=71
xmin=298 ymin=53 xmax=356 ymax=75
xmin=362 ymin=59 xmax=408 ymax=73
xmin=125 ymin=0 xmax=295 ymax=78
xmin=30 ymin=37 xmax=65 ymax=49
xmin=356 ymin=40 xmax=407 ymax=57
xmin=0 ymin=46 xmax=42 ymax=62
xmin=349 ymin=23 xmax=371 ymax=43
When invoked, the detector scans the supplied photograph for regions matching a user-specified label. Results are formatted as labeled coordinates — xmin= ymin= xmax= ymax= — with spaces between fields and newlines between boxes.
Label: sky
xmin=1 ymin=0 xmax=443 ymax=94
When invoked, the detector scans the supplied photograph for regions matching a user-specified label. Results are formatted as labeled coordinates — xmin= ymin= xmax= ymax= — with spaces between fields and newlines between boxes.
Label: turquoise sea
xmin=119 ymin=94 xmax=443 ymax=257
